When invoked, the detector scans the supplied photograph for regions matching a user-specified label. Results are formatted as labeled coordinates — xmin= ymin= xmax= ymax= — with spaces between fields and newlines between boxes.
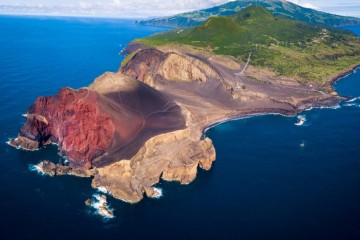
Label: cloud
xmin=0 ymin=0 xmax=235 ymax=18
xmin=1 ymin=0 xmax=359 ymax=18
xmin=301 ymin=3 xmax=320 ymax=10
xmin=79 ymin=2 xmax=93 ymax=9
xmin=287 ymin=0 xmax=320 ymax=10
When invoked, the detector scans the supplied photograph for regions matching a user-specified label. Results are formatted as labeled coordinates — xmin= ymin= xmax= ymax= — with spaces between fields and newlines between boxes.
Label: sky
xmin=0 ymin=0 xmax=359 ymax=19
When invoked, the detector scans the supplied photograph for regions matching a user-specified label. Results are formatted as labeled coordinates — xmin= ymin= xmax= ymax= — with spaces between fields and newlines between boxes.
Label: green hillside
xmin=138 ymin=0 xmax=360 ymax=28
xmin=135 ymin=6 xmax=360 ymax=83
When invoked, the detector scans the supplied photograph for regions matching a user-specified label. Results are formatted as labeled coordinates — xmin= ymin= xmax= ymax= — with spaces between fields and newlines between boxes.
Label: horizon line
xmin=0 ymin=12 xmax=155 ymax=21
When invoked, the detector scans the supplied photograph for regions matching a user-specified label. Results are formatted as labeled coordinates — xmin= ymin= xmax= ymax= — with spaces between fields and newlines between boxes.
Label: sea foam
xmin=295 ymin=115 xmax=306 ymax=126
xmin=28 ymin=164 xmax=46 ymax=176
xmin=151 ymin=187 xmax=163 ymax=199
xmin=346 ymin=97 xmax=360 ymax=103
xmin=344 ymin=103 xmax=360 ymax=108
xmin=97 ymin=186 xmax=108 ymax=194
xmin=90 ymin=194 xmax=115 ymax=220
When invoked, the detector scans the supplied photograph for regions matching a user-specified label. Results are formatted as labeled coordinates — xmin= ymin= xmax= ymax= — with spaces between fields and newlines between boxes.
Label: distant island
xmin=138 ymin=0 xmax=360 ymax=28
xmin=9 ymin=5 xmax=360 ymax=203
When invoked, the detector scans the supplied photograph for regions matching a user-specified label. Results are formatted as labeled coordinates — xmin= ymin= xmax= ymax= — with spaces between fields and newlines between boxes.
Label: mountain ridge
xmin=135 ymin=6 xmax=360 ymax=83
xmin=138 ymin=0 xmax=360 ymax=28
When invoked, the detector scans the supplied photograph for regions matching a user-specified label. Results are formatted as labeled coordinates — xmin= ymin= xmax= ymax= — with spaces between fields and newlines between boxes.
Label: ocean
xmin=0 ymin=16 xmax=359 ymax=240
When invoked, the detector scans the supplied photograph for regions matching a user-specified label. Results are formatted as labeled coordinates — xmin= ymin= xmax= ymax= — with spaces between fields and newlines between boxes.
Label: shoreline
xmin=201 ymin=97 xmax=343 ymax=140
xmin=202 ymin=110 xmax=294 ymax=139
xmin=201 ymin=63 xmax=360 ymax=138
xmin=329 ymin=65 xmax=360 ymax=86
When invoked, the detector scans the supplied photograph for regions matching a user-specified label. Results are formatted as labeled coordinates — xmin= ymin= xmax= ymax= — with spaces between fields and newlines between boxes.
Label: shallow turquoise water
xmin=0 ymin=16 xmax=359 ymax=240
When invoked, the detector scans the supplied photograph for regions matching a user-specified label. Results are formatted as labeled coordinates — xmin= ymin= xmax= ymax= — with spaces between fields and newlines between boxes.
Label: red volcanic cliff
xmin=13 ymin=88 xmax=115 ymax=169
xmin=10 ymin=76 xmax=186 ymax=169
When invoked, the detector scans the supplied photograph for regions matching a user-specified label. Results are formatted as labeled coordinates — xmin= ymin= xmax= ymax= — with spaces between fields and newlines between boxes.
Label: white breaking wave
xmin=151 ymin=187 xmax=163 ymax=199
xmin=343 ymin=103 xmax=360 ymax=108
xmin=90 ymin=194 xmax=115 ymax=220
xmin=28 ymin=164 xmax=46 ymax=176
xmin=97 ymin=186 xmax=108 ymax=194
xmin=311 ymin=104 xmax=341 ymax=110
xmin=346 ymin=97 xmax=360 ymax=103
xmin=328 ymin=104 xmax=341 ymax=110
xmin=342 ymin=96 xmax=360 ymax=108
xmin=295 ymin=115 xmax=306 ymax=126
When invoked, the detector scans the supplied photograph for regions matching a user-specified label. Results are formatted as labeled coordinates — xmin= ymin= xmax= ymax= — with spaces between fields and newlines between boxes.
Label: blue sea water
xmin=0 ymin=16 xmax=360 ymax=240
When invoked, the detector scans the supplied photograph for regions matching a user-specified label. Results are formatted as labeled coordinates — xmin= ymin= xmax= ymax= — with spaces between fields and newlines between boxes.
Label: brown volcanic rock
xmin=91 ymin=128 xmax=216 ymax=203
xmin=13 ymin=73 xmax=186 ymax=169
xmin=121 ymin=48 xmax=167 ymax=87
xmin=121 ymin=48 xmax=222 ymax=87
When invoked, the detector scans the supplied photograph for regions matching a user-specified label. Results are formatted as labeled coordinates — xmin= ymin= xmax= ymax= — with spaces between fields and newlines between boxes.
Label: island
xmin=9 ymin=6 xmax=360 ymax=203
xmin=138 ymin=0 xmax=360 ymax=28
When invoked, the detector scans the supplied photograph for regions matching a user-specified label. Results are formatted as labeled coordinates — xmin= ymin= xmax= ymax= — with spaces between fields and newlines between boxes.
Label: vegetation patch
xmin=135 ymin=6 xmax=360 ymax=84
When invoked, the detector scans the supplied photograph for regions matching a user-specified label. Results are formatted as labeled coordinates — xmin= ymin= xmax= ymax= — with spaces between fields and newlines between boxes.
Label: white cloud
xmin=301 ymin=3 xmax=320 ymax=10
xmin=287 ymin=0 xmax=320 ymax=10
xmin=0 ymin=0 xmax=235 ymax=18
xmin=79 ymin=2 xmax=93 ymax=9
xmin=0 ymin=0 xmax=359 ymax=18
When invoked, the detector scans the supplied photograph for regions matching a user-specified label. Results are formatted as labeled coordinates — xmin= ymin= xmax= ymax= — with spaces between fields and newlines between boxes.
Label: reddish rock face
xmin=20 ymin=88 xmax=115 ymax=169
xmin=12 ymin=82 xmax=186 ymax=169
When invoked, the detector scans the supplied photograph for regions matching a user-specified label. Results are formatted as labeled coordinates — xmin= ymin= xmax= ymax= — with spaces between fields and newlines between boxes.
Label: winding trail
xmin=240 ymin=52 xmax=252 ymax=75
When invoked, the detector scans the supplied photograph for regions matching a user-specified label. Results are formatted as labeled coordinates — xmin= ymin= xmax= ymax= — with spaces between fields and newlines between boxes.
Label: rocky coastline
xmin=10 ymin=43 xmax=350 ymax=203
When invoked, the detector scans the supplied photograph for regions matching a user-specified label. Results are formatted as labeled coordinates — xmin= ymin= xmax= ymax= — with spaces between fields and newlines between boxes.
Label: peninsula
xmin=9 ymin=6 xmax=360 ymax=203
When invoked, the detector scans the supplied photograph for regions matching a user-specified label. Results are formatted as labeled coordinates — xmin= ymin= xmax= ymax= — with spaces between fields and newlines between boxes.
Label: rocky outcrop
xmin=91 ymin=129 xmax=216 ymax=203
xmin=157 ymin=53 xmax=220 ymax=82
xmin=33 ymin=160 xmax=94 ymax=177
xmin=121 ymin=48 xmax=167 ymax=86
xmin=89 ymin=72 xmax=138 ymax=93
xmin=121 ymin=43 xmax=146 ymax=55
xmin=121 ymin=48 xmax=221 ymax=87
xmin=11 ymin=88 xmax=115 ymax=169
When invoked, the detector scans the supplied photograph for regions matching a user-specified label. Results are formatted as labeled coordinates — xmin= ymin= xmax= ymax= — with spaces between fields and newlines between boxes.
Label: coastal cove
xmin=1 ymin=15 xmax=360 ymax=240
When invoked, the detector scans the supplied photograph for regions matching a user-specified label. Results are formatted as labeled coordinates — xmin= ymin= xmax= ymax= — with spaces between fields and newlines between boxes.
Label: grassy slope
xmin=135 ymin=6 xmax=360 ymax=84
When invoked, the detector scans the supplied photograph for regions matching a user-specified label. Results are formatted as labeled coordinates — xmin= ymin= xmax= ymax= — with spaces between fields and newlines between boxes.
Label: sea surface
xmin=0 ymin=16 xmax=360 ymax=240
